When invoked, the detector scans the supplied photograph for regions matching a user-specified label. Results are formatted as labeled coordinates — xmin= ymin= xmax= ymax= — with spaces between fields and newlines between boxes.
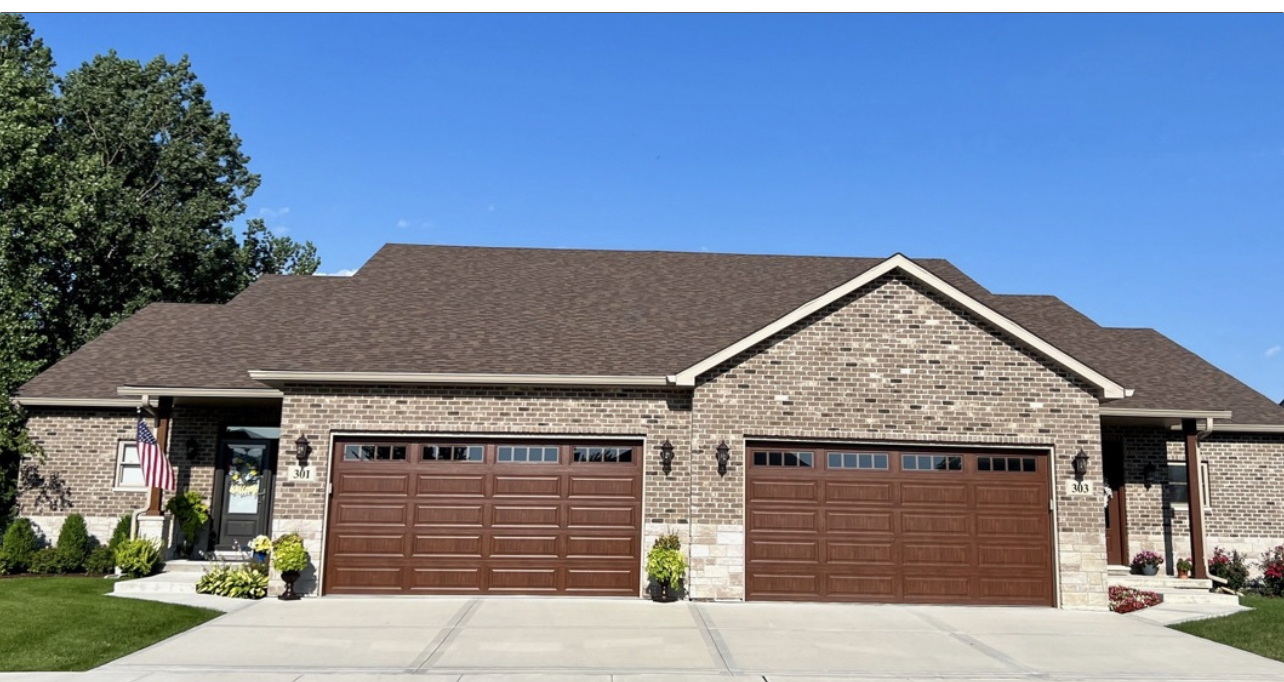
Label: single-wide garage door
xmin=746 ymin=443 xmax=1054 ymax=606
xmin=324 ymin=438 xmax=642 ymax=595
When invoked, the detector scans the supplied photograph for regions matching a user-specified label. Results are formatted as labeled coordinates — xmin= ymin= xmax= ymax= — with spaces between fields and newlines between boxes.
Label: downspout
xmin=1197 ymin=417 xmax=1216 ymax=441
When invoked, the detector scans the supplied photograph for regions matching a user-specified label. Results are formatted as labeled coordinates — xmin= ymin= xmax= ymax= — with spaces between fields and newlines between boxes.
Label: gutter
xmin=11 ymin=396 xmax=144 ymax=409
xmin=247 ymin=370 xmax=674 ymax=388
xmin=117 ymin=386 xmax=284 ymax=399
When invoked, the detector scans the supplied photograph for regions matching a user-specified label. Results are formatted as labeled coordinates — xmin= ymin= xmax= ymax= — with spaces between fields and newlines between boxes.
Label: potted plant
xmin=164 ymin=491 xmax=209 ymax=559
xmin=249 ymin=534 xmax=272 ymax=564
xmin=1176 ymin=557 xmax=1193 ymax=579
xmin=1131 ymin=550 xmax=1164 ymax=576
xmin=645 ymin=533 xmax=687 ymax=602
xmin=272 ymin=532 xmax=309 ymax=601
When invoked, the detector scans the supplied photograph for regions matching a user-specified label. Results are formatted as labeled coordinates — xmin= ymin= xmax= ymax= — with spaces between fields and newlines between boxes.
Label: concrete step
xmin=113 ymin=571 xmax=200 ymax=595
xmin=1107 ymin=564 xmax=1132 ymax=576
xmin=1110 ymin=575 xmax=1215 ymax=591
xmin=1154 ymin=589 xmax=1242 ymax=606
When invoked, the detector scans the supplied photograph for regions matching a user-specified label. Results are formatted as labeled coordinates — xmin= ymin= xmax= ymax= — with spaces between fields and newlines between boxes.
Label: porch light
xmin=659 ymin=439 xmax=675 ymax=475
xmin=1072 ymin=449 xmax=1089 ymax=481
xmin=1143 ymin=462 xmax=1157 ymax=489
xmin=294 ymin=434 xmax=311 ymax=466
xmin=715 ymin=441 xmax=731 ymax=476
xmin=185 ymin=437 xmax=199 ymax=458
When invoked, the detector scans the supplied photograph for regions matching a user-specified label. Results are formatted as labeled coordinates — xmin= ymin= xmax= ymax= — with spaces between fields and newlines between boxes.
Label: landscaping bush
xmin=1209 ymin=547 xmax=1250 ymax=592
xmin=0 ymin=518 xmax=40 ymax=574
xmin=646 ymin=533 xmax=687 ymax=591
xmin=114 ymin=538 xmax=163 ymax=578
xmin=28 ymin=547 xmax=70 ymax=574
xmin=1261 ymin=545 xmax=1284 ymax=597
xmin=196 ymin=564 xmax=268 ymax=599
xmin=1109 ymin=585 xmax=1163 ymax=613
xmin=84 ymin=545 xmax=116 ymax=574
xmin=55 ymin=514 xmax=91 ymax=572
xmin=164 ymin=491 xmax=209 ymax=556
xmin=271 ymin=532 xmax=309 ymax=573
xmin=108 ymin=514 xmax=132 ymax=552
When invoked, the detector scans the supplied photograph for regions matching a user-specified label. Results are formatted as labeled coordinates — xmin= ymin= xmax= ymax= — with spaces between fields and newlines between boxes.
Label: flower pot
xmin=650 ymin=579 xmax=683 ymax=602
xmin=278 ymin=570 xmax=302 ymax=601
xmin=252 ymin=551 xmax=268 ymax=564
xmin=1177 ymin=569 xmax=1189 ymax=579
xmin=1141 ymin=564 xmax=1158 ymax=576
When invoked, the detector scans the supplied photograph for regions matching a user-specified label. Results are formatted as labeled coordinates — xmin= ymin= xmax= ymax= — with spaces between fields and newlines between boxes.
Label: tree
xmin=0 ymin=13 xmax=320 ymax=528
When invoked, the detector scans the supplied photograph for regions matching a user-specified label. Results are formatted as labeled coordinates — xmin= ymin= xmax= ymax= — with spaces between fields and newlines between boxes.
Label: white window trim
xmin=113 ymin=440 xmax=147 ymax=492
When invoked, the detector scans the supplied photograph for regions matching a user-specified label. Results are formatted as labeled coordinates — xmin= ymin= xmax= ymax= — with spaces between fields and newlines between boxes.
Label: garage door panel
xmin=567 ymin=536 xmax=635 ymax=558
xmin=417 ymin=475 xmax=486 ymax=497
xmin=750 ymin=480 xmax=819 ymax=501
xmin=748 ymin=444 xmax=1052 ymax=606
xmin=411 ymin=566 xmax=484 ymax=591
xmin=568 ymin=476 xmax=636 ymax=498
xmin=336 ymin=502 xmax=408 ymax=526
xmin=826 ymin=510 xmax=893 ymax=533
xmin=567 ymin=568 xmax=634 ymax=592
xmin=825 ymin=481 xmax=892 ymax=503
xmin=491 ymin=535 xmax=559 ymax=557
xmin=329 ymin=532 xmax=405 ymax=557
xmin=493 ymin=476 xmax=561 ymax=498
xmin=492 ymin=505 xmax=559 ymax=527
xmin=489 ymin=568 xmax=558 ymax=591
xmin=337 ymin=473 xmax=411 ymax=496
xmin=567 ymin=505 xmax=635 ymax=528
xmin=412 ymin=534 xmax=483 ymax=558
xmin=330 ymin=566 xmax=404 ymax=592
xmin=415 ymin=504 xmax=484 ymax=527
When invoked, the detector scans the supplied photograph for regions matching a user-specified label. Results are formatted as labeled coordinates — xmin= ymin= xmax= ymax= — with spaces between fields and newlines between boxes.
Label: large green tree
xmin=0 ymin=14 xmax=319 ymax=526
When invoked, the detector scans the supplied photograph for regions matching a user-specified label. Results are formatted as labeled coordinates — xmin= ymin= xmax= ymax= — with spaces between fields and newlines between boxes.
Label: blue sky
xmin=24 ymin=13 xmax=1284 ymax=400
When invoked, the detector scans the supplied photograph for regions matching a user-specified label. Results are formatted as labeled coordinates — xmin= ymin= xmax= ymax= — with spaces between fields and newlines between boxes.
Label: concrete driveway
xmin=11 ymin=598 xmax=1284 ymax=681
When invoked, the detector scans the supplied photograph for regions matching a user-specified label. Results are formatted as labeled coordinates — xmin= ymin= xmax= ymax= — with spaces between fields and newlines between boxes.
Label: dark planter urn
xmin=279 ymin=570 xmax=303 ymax=601
xmin=651 ymin=579 xmax=683 ymax=603
xmin=1141 ymin=564 xmax=1159 ymax=576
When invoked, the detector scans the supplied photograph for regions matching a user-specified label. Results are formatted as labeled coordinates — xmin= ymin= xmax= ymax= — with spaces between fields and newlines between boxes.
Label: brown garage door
xmin=324 ymin=438 xmax=642 ymax=596
xmin=746 ymin=442 xmax=1054 ymax=606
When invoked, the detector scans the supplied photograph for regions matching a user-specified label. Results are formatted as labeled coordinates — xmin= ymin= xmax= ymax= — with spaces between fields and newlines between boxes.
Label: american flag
xmin=137 ymin=420 xmax=175 ymax=492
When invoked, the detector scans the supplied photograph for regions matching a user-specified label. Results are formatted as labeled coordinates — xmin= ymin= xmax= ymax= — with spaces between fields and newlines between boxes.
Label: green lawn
xmin=0 ymin=576 xmax=221 ymax=671
xmin=1172 ymin=596 xmax=1284 ymax=662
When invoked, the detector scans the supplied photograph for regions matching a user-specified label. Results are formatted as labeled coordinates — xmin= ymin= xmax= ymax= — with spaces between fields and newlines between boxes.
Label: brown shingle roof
xmin=16 ymin=244 xmax=1284 ymax=426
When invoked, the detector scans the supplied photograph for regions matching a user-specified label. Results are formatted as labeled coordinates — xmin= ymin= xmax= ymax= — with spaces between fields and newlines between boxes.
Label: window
xmin=827 ymin=452 xmax=889 ymax=470
xmin=342 ymin=444 xmax=406 ymax=461
xmin=977 ymin=456 xmax=1037 ymax=473
xmin=497 ymin=445 xmax=559 ymax=463
xmin=752 ymin=451 xmax=814 ymax=467
xmin=1168 ymin=462 xmax=1210 ymax=506
xmin=423 ymin=445 xmax=483 ymax=462
xmin=115 ymin=441 xmax=145 ymax=489
xmin=902 ymin=454 xmax=962 ymax=471
xmin=573 ymin=446 xmax=634 ymax=463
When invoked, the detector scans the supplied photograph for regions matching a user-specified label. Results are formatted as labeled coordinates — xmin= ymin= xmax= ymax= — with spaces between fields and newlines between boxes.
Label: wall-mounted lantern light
xmin=659 ymin=439 xmax=675 ymax=475
xmin=294 ymin=434 xmax=312 ymax=467
xmin=1143 ymin=462 xmax=1157 ymax=489
xmin=185 ymin=437 xmax=200 ymax=459
xmin=1072 ymin=449 xmax=1089 ymax=482
xmin=715 ymin=440 xmax=731 ymax=476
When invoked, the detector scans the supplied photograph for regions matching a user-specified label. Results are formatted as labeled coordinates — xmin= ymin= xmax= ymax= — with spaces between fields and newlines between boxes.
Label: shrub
xmin=646 ymin=534 xmax=687 ymax=589
xmin=271 ymin=533 xmax=309 ymax=574
xmin=1109 ymin=585 xmax=1163 ymax=613
xmin=108 ymin=514 xmax=132 ymax=552
xmin=115 ymin=538 xmax=164 ymax=578
xmin=84 ymin=545 xmax=116 ymax=574
xmin=1209 ymin=547 xmax=1250 ymax=592
xmin=28 ymin=547 xmax=70 ymax=574
xmin=1261 ymin=545 xmax=1284 ymax=597
xmin=196 ymin=564 xmax=268 ymax=599
xmin=55 ymin=514 xmax=91 ymax=572
xmin=165 ymin=491 xmax=209 ymax=554
xmin=0 ymin=518 xmax=40 ymax=574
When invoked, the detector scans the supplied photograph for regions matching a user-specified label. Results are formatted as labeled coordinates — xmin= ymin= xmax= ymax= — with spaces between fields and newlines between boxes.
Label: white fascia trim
xmin=1099 ymin=408 xmax=1233 ymax=420
xmin=247 ymin=371 xmax=672 ymax=387
xmin=11 ymin=397 xmax=142 ymax=408
xmin=671 ymin=254 xmax=1129 ymax=399
xmin=1214 ymin=424 xmax=1284 ymax=434
xmin=116 ymin=386 xmax=285 ymax=399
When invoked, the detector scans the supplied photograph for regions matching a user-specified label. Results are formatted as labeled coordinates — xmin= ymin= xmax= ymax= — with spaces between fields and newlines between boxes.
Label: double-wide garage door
xmin=746 ymin=443 xmax=1054 ymax=606
xmin=324 ymin=438 xmax=642 ymax=595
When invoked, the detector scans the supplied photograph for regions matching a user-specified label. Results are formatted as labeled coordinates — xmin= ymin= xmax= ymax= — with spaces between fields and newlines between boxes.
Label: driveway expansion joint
xmin=691 ymin=602 xmax=739 ymax=673
xmin=411 ymin=598 xmax=482 ymax=672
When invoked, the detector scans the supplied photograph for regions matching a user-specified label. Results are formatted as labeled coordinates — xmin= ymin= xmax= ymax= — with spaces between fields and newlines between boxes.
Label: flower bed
xmin=1109 ymin=585 xmax=1163 ymax=614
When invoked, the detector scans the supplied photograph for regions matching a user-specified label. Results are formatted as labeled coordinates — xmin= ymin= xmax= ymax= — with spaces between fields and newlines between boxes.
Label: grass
xmin=1172 ymin=595 xmax=1284 ymax=662
xmin=0 ymin=576 xmax=220 ymax=671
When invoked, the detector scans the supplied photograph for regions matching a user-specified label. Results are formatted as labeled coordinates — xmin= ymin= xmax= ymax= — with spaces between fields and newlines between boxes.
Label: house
xmin=12 ymin=244 xmax=1284 ymax=609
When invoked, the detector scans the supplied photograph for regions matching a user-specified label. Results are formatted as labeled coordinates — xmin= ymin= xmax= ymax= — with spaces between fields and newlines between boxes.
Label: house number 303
xmin=1065 ymin=479 xmax=1095 ymax=496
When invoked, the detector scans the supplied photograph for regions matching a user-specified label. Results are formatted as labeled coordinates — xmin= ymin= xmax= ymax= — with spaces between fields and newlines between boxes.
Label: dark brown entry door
xmin=1103 ymin=441 xmax=1129 ymax=566
xmin=324 ymin=438 xmax=642 ymax=596
xmin=213 ymin=439 xmax=276 ymax=551
xmin=746 ymin=443 xmax=1055 ymax=606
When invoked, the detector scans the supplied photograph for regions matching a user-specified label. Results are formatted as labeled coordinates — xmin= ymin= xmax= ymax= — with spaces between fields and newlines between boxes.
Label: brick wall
xmin=690 ymin=273 xmax=1106 ymax=607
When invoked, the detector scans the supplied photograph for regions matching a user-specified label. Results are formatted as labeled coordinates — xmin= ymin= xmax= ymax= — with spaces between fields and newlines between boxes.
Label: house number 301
xmin=1064 ymin=480 xmax=1095 ymax=496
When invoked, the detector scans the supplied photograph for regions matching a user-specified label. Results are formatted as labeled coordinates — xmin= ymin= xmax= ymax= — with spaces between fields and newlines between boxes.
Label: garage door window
xmin=343 ymin=444 xmax=408 ymax=461
xmin=828 ymin=452 xmax=889 ymax=470
xmin=977 ymin=456 xmax=1037 ymax=472
xmin=497 ymin=445 xmax=559 ymax=463
xmin=902 ymin=454 xmax=962 ymax=471
xmin=753 ymin=450 xmax=814 ymax=467
xmin=573 ymin=446 xmax=633 ymax=463
xmin=423 ymin=444 xmax=483 ymax=462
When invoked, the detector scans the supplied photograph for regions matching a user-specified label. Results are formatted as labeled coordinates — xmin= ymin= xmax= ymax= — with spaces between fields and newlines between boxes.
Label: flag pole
xmin=144 ymin=396 xmax=174 ymax=516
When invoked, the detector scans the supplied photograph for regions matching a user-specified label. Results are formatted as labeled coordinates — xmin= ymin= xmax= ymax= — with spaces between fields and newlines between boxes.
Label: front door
xmin=214 ymin=439 xmax=276 ymax=551
xmin=1104 ymin=440 xmax=1129 ymax=566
